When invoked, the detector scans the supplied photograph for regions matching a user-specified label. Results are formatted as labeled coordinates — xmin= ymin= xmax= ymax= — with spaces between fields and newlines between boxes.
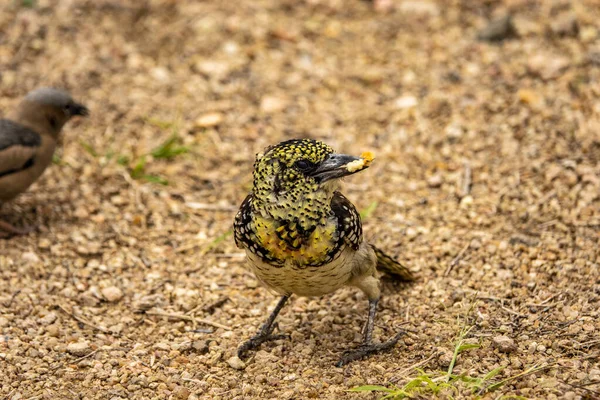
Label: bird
xmin=0 ymin=87 xmax=88 ymax=236
xmin=233 ymin=138 xmax=414 ymax=366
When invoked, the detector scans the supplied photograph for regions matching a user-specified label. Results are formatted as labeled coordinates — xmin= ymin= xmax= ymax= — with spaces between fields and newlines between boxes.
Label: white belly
xmin=245 ymin=246 xmax=356 ymax=297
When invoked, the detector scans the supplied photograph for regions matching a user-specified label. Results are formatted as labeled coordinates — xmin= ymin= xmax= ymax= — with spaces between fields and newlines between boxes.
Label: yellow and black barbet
xmin=234 ymin=139 xmax=414 ymax=366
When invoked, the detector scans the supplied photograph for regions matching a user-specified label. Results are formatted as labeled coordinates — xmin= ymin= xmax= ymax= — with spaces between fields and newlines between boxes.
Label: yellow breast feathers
xmin=254 ymin=216 xmax=338 ymax=267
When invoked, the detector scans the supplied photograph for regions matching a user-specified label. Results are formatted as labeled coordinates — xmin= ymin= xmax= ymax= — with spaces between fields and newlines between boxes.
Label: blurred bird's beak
xmin=311 ymin=153 xmax=372 ymax=182
xmin=71 ymin=103 xmax=89 ymax=117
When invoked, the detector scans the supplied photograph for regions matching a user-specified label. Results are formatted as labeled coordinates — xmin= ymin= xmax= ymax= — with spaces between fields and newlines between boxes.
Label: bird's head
xmin=19 ymin=88 xmax=88 ymax=138
xmin=251 ymin=139 xmax=373 ymax=217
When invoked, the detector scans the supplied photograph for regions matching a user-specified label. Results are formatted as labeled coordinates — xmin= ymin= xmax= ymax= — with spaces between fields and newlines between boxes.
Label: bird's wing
xmin=233 ymin=194 xmax=254 ymax=249
xmin=331 ymin=192 xmax=414 ymax=280
xmin=233 ymin=193 xmax=286 ymax=264
xmin=330 ymin=191 xmax=363 ymax=251
xmin=0 ymin=119 xmax=41 ymax=177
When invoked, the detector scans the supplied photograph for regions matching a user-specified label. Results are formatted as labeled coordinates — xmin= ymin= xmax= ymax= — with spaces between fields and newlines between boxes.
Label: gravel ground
xmin=1 ymin=0 xmax=599 ymax=399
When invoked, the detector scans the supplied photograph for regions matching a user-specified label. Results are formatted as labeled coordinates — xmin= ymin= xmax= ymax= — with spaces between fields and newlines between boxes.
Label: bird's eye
xmin=48 ymin=115 xmax=58 ymax=129
xmin=294 ymin=160 xmax=311 ymax=170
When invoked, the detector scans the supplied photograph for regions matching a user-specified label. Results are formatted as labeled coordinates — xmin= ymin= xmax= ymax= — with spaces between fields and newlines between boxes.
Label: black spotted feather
xmin=330 ymin=191 xmax=363 ymax=251
xmin=233 ymin=194 xmax=282 ymax=265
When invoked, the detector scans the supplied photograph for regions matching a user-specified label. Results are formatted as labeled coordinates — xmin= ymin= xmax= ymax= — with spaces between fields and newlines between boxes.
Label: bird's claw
xmin=237 ymin=320 xmax=290 ymax=359
xmin=336 ymin=330 xmax=406 ymax=367
xmin=237 ymin=332 xmax=289 ymax=359
xmin=0 ymin=221 xmax=34 ymax=238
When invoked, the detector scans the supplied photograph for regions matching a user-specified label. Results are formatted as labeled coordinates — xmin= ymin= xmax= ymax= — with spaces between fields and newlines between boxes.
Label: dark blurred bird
xmin=234 ymin=139 xmax=414 ymax=366
xmin=0 ymin=88 xmax=88 ymax=236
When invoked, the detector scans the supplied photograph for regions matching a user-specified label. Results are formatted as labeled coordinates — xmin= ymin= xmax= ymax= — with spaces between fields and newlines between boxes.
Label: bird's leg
xmin=0 ymin=219 xmax=33 ymax=237
xmin=237 ymin=295 xmax=290 ymax=358
xmin=337 ymin=298 xmax=406 ymax=367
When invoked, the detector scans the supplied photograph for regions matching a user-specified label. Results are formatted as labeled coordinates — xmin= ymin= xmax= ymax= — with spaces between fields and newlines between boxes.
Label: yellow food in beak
xmin=346 ymin=151 xmax=375 ymax=173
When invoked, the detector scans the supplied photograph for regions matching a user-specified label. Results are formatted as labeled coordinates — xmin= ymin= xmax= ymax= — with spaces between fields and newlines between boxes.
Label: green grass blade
xmin=360 ymin=201 xmax=379 ymax=219
xmin=457 ymin=343 xmax=480 ymax=352
xmin=151 ymin=134 xmax=189 ymax=159
xmin=79 ymin=140 xmax=98 ymax=157
xmin=130 ymin=157 xmax=146 ymax=179
xmin=117 ymin=155 xmax=130 ymax=166
xmin=145 ymin=117 xmax=175 ymax=130
xmin=483 ymin=366 xmax=504 ymax=382
xmin=143 ymin=174 xmax=169 ymax=185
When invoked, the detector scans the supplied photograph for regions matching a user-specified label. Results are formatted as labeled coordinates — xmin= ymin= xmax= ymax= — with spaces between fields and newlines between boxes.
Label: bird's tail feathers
xmin=372 ymin=245 xmax=415 ymax=281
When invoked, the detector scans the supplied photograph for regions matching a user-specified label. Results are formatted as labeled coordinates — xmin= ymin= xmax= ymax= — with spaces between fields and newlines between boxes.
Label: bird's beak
xmin=311 ymin=153 xmax=373 ymax=182
xmin=71 ymin=103 xmax=89 ymax=117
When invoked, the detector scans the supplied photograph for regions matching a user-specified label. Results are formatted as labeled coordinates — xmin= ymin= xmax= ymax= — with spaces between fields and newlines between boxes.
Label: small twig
xmin=535 ymin=189 xmax=557 ymax=207
xmin=149 ymin=279 xmax=170 ymax=294
xmin=182 ymin=377 xmax=205 ymax=384
xmin=562 ymin=382 xmax=600 ymax=398
xmin=525 ymin=292 xmax=561 ymax=307
xmin=185 ymin=202 xmax=237 ymax=212
xmin=390 ymin=351 xmax=440 ymax=382
xmin=191 ymin=328 xmax=213 ymax=334
xmin=500 ymin=305 xmax=526 ymax=318
xmin=72 ymin=348 xmax=101 ymax=364
xmin=145 ymin=311 xmax=230 ymax=330
xmin=22 ymin=293 xmax=35 ymax=318
xmin=538 ymin=219 xmax=558 ymax=230
xmin=185 ymin=296 xmax=230 ymax=316
xmin=3 ymin=389 xmax=16 ymax=400
xmin=203 ymin=296 xmax=230 ymax=314
xmin=485 ymin=363 xmax=556 ymax=392
xmin=445 ymin=242 xmax=470 ymax=276
xmin=56 ymin=304 xmax=108 ymax=333
xmin=580 ymin=339 xmax=600 ymax=348
xmin=460 ymin=161 xmax=472 ymax=198
xmin=3 ymin=290 xmax=21 ymax=307
xmin=50 ymin=348 xmax=104 ymax=371
xmin=175 ymin=242 xmax=202 ymax=254
xmin=581 ymin=352 xmax=600 ymax=360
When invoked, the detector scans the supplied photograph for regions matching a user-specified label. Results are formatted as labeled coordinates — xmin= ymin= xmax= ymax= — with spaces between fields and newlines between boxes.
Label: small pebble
xmin=478 ymin=15 xmax=515 ymax=41
xmin=394 ymin=95 xmax=418 ymax=109
xmin=260 ymin=96 xmax=287 ymax=113
xmin=492 ymin=335 xmax=517 ymax=353
xmin=40 ymin=312 xmax=58 ymax=326
xmin=173 ymin=386 xmax=191 ymax=400
xmin=67 ymin=341 xmax=92 ymax=357
xmin=550 ymin=13 xmax=578 ymax=37
xmin=427 ymin=174 xmax=443 ymax=188
xmin=195 ymin=112 xmax=224 ymax=128
xmin=227 ymin=355 xmax=246 ymax=370
xmin=46 ymin=324 xmax=60 ymax=337
xmin=101 ymin=286 xmax=123 ymax=302
xmin=21 ymin=251 xmax=40 ymax=264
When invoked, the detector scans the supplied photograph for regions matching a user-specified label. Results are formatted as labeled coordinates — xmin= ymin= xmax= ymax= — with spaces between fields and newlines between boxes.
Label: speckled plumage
xmin=234 ymin=139 xmax=415 ymax=365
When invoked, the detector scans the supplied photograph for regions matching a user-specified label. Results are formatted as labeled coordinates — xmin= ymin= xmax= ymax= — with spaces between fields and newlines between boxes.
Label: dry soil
xmin=0 ymin=0 xmax=599 ymax=399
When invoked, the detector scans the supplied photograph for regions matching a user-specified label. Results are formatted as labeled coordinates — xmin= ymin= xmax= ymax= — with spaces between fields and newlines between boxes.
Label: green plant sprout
xmin=350 ymin=298 xmax=550 ymax=399
xmin=121 ymin=118 xmax=189 ymax=185
xmin=360 ymin=201 xmax=379 ymax=219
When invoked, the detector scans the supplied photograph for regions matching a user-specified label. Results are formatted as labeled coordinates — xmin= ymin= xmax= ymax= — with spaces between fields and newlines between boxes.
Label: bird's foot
xmin=337 ymin=330 xmax=406 ymax=367
xmin=0 ymin=220 xmax=34 ymax=238
xmin=237 ymin=325 xmax=289 ymax=359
